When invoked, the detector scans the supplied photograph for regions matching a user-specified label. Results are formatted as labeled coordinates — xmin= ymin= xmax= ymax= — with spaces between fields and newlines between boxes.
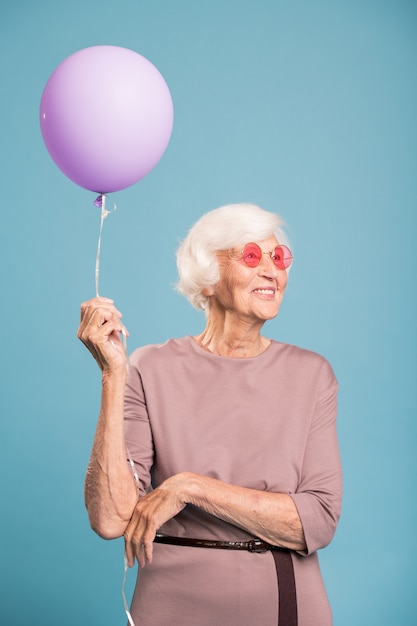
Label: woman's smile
xmin=251 ymin=287 xmax=276 ymax=297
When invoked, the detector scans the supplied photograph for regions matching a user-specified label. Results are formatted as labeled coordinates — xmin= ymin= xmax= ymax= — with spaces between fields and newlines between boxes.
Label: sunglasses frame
xmin=238 ymin=242 xmax=293 ymax=270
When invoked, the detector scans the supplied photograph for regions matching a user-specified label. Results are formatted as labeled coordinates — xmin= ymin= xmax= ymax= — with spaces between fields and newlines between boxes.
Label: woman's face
xmin=212 ymin=235 xmax=288 ymax=323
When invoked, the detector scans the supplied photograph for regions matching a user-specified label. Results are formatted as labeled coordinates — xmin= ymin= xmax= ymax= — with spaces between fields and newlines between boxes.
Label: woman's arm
xmin=124 ymin=473 xmax=305 ymax=567
xmin=186 ymin=473 xmax=305 ymax=549
xmin=84 ymin=369 xmax=138 ymax=538
xmin=78 ymin=297 xmax=138 ymax=538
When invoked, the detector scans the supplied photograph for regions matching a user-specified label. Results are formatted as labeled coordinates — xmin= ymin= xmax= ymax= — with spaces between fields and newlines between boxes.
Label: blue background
xmin=1 ymin=1 xmax=415 ymax=624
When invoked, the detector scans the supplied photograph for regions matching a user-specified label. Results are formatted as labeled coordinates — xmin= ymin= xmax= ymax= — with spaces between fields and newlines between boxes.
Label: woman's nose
xmin=258 ymin=253 xmax=279 ymax=277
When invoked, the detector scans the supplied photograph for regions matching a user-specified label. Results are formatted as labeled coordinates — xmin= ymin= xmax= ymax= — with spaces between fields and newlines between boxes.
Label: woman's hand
xmin=124 ymin=474 xmax=188 ymax=568
xmin=77 ymin=296 xmax=129 ymax=373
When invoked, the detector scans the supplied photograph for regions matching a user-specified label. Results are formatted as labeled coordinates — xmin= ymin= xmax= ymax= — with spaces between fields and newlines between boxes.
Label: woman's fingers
xmin=124 ymin=500 xmax=157 ymax=568
xmin=77 ymin=297 xmax=129 ymax=370
xmin=80 ymin=296 xmax=114 ymax=319
xmin=79 ymin=296 xmax=121 ymax=328
xmin=123 ymin=526 xmax=136 ymax=568
xmin=142 ymin=538 xmax=154 ymax=568
xmin=124 ymin=508 xmax=154 ymax=568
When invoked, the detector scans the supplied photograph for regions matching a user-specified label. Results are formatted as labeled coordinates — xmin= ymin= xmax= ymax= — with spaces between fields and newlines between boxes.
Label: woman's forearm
xmin=85 ymin=369 xmax=138 ymax=539
xmin=123 ymin=470 xmax=306 ymax=567
xmin=184 ymin=472 xmax=306 ymax=551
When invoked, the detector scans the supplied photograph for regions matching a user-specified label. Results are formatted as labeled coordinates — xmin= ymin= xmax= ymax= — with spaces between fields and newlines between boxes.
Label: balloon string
xmin=94 ymin=194 xmax=116 ymax=297
xmin=123 ymin=554 xmax=136 ymax=626
xmin=93 ymin=194 xmax=128 ymax=357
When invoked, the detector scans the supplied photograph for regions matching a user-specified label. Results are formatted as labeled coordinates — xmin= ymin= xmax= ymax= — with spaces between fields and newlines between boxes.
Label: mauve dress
xmin=124 ymin=336 xmax=342 ymax=626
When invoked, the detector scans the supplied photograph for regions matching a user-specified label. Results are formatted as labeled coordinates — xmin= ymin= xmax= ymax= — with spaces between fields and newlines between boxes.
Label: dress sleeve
xmin=290 ymin=359 xmax=343 ymax=555
xmin=123 ymin=357 xmax=154 ymax=496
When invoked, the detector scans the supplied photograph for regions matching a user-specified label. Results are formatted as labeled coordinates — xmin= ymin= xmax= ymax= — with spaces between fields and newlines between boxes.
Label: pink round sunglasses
xmin=239 ymin=242 xmax=293 ymax=270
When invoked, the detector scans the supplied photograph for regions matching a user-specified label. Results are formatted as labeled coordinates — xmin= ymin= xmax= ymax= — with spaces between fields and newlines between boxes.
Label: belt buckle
xmin=248 ymin=539 xmax=268 ymax=553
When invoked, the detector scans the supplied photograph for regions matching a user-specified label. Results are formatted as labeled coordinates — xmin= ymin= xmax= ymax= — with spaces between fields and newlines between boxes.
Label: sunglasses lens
xmin=242 ymin=243 xmax=262 ymax=267
xmin=273 ymin=245 xmax=293 ymax=269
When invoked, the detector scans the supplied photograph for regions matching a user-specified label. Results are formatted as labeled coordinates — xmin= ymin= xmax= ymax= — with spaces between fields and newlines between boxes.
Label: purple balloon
xmin=40 ymin=46 xmax=174 ymax=193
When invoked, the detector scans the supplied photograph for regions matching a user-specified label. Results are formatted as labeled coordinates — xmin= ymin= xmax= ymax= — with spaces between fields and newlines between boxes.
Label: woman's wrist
xmin=176 ymin=472 xmax=208 ymax=506
xmin=161 ymin=472 xmax=201 ymax=506
xmin=100 ymin=367 xmax=127 ymax=418
xmin=102 ymin=365 xmax=127 ymax=386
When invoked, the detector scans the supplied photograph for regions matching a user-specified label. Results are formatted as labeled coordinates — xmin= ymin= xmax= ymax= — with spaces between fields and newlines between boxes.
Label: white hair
xmin=175 ymin=203 xmax=290 ymax=313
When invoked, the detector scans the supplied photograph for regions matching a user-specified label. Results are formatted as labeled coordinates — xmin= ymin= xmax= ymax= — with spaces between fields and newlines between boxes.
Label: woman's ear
xmin=201 ymin=285 xmax=215 ymax=296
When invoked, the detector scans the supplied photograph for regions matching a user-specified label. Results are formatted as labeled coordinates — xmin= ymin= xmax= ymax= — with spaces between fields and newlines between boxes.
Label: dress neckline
xmin=188 ymin=335 xmax=277 ymax=361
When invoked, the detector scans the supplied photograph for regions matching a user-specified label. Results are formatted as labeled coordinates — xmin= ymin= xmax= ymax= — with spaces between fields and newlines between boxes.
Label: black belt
xmin=154 ymin=533 xmax=298 ymax=625
xmin=155 ymin=533 xmax=282 ymax=552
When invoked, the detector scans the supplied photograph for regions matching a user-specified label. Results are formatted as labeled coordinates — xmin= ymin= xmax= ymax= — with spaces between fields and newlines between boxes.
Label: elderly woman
xmin=78 ymin=203 xmax=342 ymax=626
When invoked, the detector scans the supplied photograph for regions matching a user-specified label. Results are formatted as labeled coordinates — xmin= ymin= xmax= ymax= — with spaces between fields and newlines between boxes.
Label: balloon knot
xmin=93 ymin=194 xmax=103 ymax=208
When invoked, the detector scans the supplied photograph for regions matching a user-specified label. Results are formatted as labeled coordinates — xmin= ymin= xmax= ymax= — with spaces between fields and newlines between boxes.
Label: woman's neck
xmin=194 ymin=312 xmax=270 ymax=358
